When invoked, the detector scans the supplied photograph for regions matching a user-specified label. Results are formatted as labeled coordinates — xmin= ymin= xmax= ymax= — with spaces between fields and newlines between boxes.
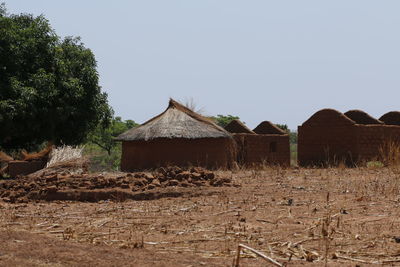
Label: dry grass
xmin=46 ymin=145 xmax=84 ymax=168
xmin=2 ymin=166 xmax=400 ymax=266
xmin=379 ymin=140 xmax=400 ymax=167
xmin=21 ymin=142 xmax=53 ymax=161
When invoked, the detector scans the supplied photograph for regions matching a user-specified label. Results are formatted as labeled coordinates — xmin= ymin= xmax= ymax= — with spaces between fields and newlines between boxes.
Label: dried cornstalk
xmin=234 ymin=243 xmax=283 ymax=267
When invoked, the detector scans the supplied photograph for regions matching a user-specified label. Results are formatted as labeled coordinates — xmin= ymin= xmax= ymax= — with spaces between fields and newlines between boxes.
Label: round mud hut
xmin=116 ymin=99 xmax=236 ymax=171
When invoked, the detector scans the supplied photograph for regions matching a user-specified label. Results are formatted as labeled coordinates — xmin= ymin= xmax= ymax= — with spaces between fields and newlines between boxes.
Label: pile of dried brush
xmin=27 ymin=146 xmax=88 ymax=178
xmin=27 ymin=157 xmax=89 ymax=179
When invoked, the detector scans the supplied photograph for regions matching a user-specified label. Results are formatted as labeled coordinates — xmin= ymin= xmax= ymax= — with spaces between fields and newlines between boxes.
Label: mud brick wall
xmin=298 ymin=109 xmax=358 ymax=166
xmin=298 ymin=108 xmax=400 ymax=166
xmin=233 ymin=134 xmax=290 ymax=166
xmin=121 ymin=138 xmax=236 ymax=171
xmin=354 ymin=125 xmax=400 ymax=161
xmin=8 ymin=160 xmax=47 ymax=177
xmin=298 ymin=125 xmax=357 ymax=166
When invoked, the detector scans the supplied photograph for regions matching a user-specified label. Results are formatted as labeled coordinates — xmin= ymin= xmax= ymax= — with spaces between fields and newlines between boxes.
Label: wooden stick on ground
xmin=336 ymin=255 xmax=375 ymax=264
xmin=234 ymin=243 xmax=283 ymax=267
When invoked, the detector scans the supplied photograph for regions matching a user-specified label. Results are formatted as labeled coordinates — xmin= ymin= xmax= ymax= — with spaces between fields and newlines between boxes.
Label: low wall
xmin=233 ymin=134 xmax=290 ymax=167
xmin=121 ymin=138 xmax=236 ymax=171
xmin=8 ymin=160 xmax=47 ymax=177
xmin=298 ymin=125 xmax=357 ymax=166
xmin=354 ymin=125 xmax=400 ymax=162
xmin=298 ymin=124 xmax=400 ymax=166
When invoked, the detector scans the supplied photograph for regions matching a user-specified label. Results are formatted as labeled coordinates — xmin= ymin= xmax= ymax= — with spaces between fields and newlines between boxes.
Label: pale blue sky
xmin=5 ymin=1 xmax=400 ymax=130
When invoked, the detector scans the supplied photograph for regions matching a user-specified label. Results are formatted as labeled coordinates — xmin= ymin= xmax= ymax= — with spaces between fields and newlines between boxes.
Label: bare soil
xmin=1 ymin=166 xmax=400 ymax=266
xmin=0 ymin=166 xmax=233 ymax=203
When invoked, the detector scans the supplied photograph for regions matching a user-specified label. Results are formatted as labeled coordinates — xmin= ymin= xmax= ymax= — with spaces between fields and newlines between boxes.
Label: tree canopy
xmin=87 ymin=117 xmax=138 ymax=155
xmin=211 ymin=115 xmax=240 ymax=128
xmin=0 ymin=5 xmax=112 ymax=150
xmin=276 ymin=124 xmax=297 ymax=144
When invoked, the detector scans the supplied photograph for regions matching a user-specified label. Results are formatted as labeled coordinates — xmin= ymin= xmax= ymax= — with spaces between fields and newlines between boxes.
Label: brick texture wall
xmin=298 ymin=109 xmax=400 ymax=166
xmin=121 ymin=138 xmax=236 ymax=171
xmin=354 ymin=125 xmax=400 ymax=161
xmin=233 ymin=134 xmax=290 ymax=167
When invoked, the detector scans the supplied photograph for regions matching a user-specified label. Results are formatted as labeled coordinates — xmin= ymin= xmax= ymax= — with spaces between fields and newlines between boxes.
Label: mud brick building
xmin=380 ymin=111 xmax=400 ymax=126
xmin=116 ymin=99 xmax=236 ymax=171
xmin=224 ymin=119 xmax=255 ymax=134
xmin=298 ymin=109 xmax=400 ymax=166
xmin=225 ymin=120 xmax=290 ymax=167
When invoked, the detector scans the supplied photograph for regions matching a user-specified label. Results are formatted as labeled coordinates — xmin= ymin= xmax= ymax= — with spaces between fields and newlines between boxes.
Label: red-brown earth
xmin=2 ymin=166 xmax=400 ymax=266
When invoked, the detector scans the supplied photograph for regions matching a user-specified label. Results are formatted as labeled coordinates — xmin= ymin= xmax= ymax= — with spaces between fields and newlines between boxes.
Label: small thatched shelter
xmin=379 ymin=111 xmax=400 ymax=126
xmin=224 ymin=120 xmax=255 ymax=134
xmin=116 ymin=99 xmax=236 ymax=171
xmin=344 ymin=110 xmax=383 ymax=125
xmin=253 ymin=121 xmax=286 ymax=135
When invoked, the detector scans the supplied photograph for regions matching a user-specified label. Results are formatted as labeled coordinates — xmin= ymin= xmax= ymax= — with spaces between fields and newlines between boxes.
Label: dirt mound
xmin=0 ymin=166 xmax=233 ymax=203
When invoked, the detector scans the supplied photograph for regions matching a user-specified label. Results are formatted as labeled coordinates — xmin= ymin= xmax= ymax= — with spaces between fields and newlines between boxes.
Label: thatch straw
xmin=224 ymin=120 xmax=255 ymax=134
xmin=253 ymin=121 xmax=286 ymax=135
xmin=21 ymin=142 xmax=53 ymax=161
xmin=0 ymin=151 xmax=13 ymax=162
xmin=116 ymin=99 xmax=232 ymax=141
xmin=379 ymin=111 xmax=400 ymax=126
xmin=344 ymin=110 xmax=383 ymax=125
xmin=46 ymin=146 xmax=84 ymax=168
xmin=27 ymin=157 xmax=89 ymax=178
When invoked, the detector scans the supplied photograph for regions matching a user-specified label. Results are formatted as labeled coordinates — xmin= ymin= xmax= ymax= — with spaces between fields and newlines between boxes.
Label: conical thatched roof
xmin=344 ymin=110 xmax=383 ymax=125
xmin=116 ymin=99 xmax=232 ymax=141
xmin=224 ymin=120 xmax=255 ymax=134
xmin=253 ymin=121 xmax=286 ymax=135
xmin=379 ymin=111 xmax=400 ymax=126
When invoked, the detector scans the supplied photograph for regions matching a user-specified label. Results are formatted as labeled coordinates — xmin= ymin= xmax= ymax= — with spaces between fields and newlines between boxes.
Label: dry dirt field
xmin=2 ymin=166 xmax=400 ymax=266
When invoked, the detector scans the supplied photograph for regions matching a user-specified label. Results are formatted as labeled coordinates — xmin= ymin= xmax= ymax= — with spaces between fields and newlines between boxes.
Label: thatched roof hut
xmin=224 ymin=120 xmax=255 ymax=134
xmin=253 ymin=121 xmax=286 ymax=135
xmin=379 ymin=111 xmax=400 ymax=126
xmin=117 ymin=99 xmax=230 ymax=141
xmin=116 ymin=99 xmax=236 ymax=171
xmin=344 ymin=110 xmax=383 ymax=125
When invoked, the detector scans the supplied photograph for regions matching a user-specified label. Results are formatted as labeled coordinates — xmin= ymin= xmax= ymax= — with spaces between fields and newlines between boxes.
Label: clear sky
xmin=5 ymin=1 xmax=400 ymax=130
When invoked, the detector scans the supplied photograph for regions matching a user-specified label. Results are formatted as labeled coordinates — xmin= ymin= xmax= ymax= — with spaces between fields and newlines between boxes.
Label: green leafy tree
xmin=211 ymin=115 xmax=240 ymax=128
xmin=0 ymin=5 xmax=112 ymax=150
xmin=87 ymin=117 xmax=138 ymax=155
xmin=0 ymin=3 xmax=5 ymax=16
xmin=275 ymin=124 xmax=289 ymax=132
xmin=276 ymin=124 xmax=297 ymax=144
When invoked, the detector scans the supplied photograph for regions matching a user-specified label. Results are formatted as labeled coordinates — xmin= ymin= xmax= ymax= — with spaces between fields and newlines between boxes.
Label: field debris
xmin=46 ymin=145 xmax=84 ymax=168
xmin=0 ymin=167 xmax=400 ymax=266
xmin=0 ymin=166 xmax=233 ymax=203
xmin=2 ymin=167 xmax=400 ymax=266
xmin=235 ymin=243 xmax=283 ymax=267
xmin=0 ymin=151 xmax=14 ymax=162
